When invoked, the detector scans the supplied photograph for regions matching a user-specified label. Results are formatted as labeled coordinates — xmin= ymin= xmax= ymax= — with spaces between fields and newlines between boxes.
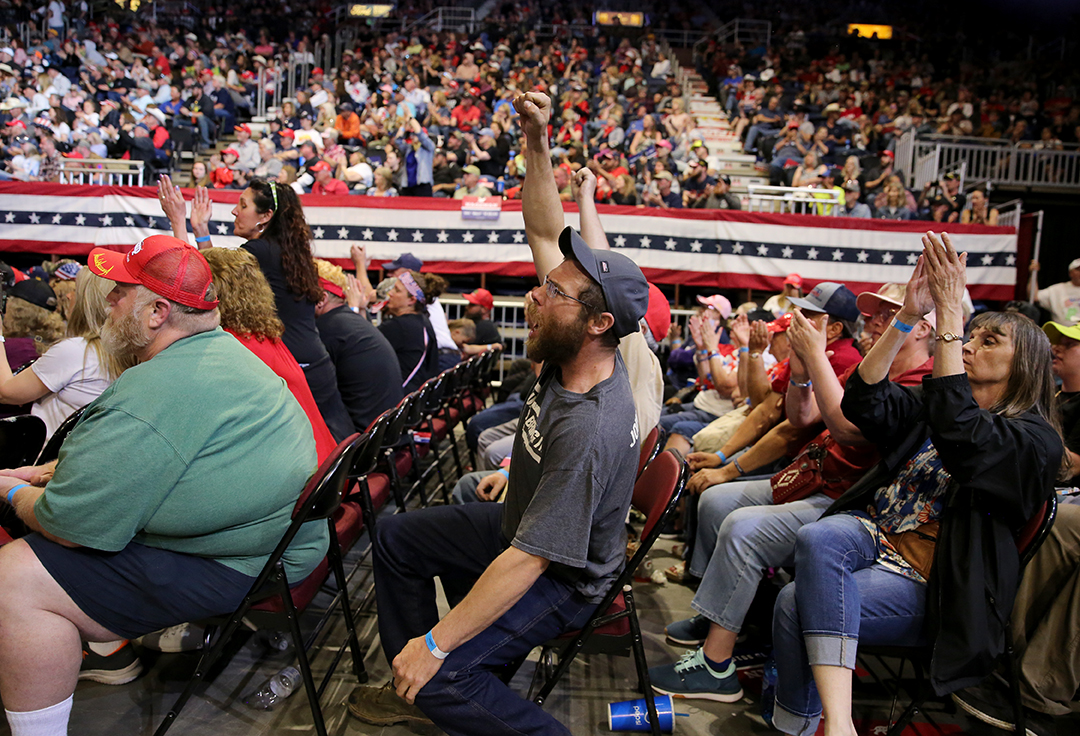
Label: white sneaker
xmin=136 ymin=623 xmax=205 ymax=652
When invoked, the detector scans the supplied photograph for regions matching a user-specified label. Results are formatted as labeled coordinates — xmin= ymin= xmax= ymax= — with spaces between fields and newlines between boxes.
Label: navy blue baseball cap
xmin=558 ymin=227 xmax=649 ymax=338
xmin=788 ymin=282 xmax=860 ymax=323
xmin=385 ymin=252 xmax=423 ymax=272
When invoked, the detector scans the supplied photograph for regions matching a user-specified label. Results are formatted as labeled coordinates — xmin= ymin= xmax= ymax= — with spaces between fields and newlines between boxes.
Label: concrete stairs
xmin=682 ymin=71 xmax=767 ymax=207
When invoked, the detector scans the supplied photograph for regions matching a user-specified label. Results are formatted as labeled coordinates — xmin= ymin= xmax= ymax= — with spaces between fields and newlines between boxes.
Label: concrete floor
xmin=19 ymin=446 xmax=1080 ymax=736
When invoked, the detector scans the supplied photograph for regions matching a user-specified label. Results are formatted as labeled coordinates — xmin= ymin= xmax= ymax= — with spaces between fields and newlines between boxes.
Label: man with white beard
xmin=0 ymin=235 xmax=325 ymax=736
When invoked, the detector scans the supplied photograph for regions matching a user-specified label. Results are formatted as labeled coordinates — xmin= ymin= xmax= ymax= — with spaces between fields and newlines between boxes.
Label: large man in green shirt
xmin=0 ymin=235 xmax=325 ymax=736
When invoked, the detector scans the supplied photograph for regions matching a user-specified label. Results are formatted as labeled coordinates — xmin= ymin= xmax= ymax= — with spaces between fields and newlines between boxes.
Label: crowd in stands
xmin=2 ymin=3 xmax=1080 ymax=736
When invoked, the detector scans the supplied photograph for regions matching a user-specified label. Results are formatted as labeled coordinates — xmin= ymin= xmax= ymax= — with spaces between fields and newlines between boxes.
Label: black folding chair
xmin=859 ymin=494 xmax=1059 ymax=736
xmin=154 ymin=433 xmax=366 ymax=736
xmin=530 ymin=449 xmax=689 ymax=736
xmin=0 ymin=415 xmax=46 ymax=469
xmin=36 ymin=405 xmax=88 ymax=464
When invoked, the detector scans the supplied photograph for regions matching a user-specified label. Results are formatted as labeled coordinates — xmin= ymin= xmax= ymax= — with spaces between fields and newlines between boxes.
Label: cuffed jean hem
xmin=773 ymin=699 xmax=820 ymax=736
xmin=805 ymin=633 xmax=859 ymax=670
xmin=688 ymin=600 xmax=742 ymax=634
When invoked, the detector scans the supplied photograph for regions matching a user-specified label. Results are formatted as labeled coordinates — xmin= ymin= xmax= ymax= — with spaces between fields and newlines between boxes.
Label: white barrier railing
xmin=995 ymin=199 xmax=1024 ymax=229
xmin=58 ymin=159 xmax=144 ymax=186
xmin=906 ymin=136 xmax=1080 ymax=190
xmin=440 ymin=295 xmax=697 ymax=382
xmin=747 ymin=185 xmax=844 ymax=216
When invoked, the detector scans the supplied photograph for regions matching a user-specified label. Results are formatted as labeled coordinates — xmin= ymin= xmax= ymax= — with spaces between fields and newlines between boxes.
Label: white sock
xmin=6 ymin=694 xmax=73 ymax=736
xmin=86 ymin=639 xmax=126 ymax=657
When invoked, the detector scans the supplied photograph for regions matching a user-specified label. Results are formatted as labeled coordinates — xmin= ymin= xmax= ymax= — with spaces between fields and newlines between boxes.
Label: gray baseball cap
xmin=558 ymin=227 xmax=648 ymax=338
xmin=787 ymin=282 xmax=860 ymax=322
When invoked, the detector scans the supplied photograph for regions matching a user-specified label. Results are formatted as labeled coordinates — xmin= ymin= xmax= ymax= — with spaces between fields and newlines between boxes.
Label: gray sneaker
xmin=649 ymin=648 xmax=744 ymax=703
xmin=347 ymin=681 xmax=434 ymax=726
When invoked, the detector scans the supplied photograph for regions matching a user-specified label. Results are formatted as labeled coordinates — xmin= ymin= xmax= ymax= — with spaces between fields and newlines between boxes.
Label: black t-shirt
xmin=316 ymin=306 xmax=404 ymax=430
xmin=433 ymin=162 xmax=462 ymax=187
xmin=476 ymin=137 xmax=510 ymax=178
xmin=378 ymin=311 xmax=439 ymax=393
xmin=474 ymin=318 xmax=502 ymax=345
xmin=242 ymin=239 xmax=328 ymax=366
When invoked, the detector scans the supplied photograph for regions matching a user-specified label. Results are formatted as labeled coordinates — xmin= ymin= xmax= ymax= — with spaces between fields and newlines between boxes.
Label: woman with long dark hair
xmin=158 ymin=175 xmax=354 ymax=440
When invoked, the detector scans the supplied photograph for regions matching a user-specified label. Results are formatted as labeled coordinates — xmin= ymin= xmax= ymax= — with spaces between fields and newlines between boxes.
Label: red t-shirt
xmin=312 ymin=178 xmax=349 ymax=196
xmin=451 ymin=105 xmax=481 ymax=131
xmin=228 ymin=331 xmax=337 ymax=463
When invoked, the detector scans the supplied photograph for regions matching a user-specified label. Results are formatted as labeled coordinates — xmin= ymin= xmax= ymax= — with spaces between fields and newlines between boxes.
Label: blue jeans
xmin=744 ymin=123 xmax=781 ymax=153
xmin=772 ymin=514 xmax=928 ymax=736
xmin=452 ymin=469 xmax=488 ymax=503
xmin=689 ymin=480 xmax=832 ymax=632
xmin=373 ymin=503 xmax=595 ymax=735
xmin=658 ymin=404 xmax=718 ymax=440
xmin=466 ymin=396 xmax=523 ymax=451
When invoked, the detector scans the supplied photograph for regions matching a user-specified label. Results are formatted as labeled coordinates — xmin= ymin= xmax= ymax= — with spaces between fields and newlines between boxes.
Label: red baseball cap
xmin=643 ymin=283 xmax=671 ymax=343
xmin=767 ymin=313 xmax=793 ymax=333
xmin=312 ymin=67 xmax=324 ymax=75
xmin=88 ymin=235 xmax=218 ymax=310
xmin=280 ymin=128 xmax=295 ymax=138
xmin=881 ymin=150 xmax=895 ymax=159
xmin=463 ymin=288 xmax=494 ymax=311
xmin=221 ymin=147 xmax=240 ymax=158
xmin=784 ymin=272 xmax=803 ymax=288
xmin=309 ymin=160 xmax=331 ymax=172
xmin=234 ymin=123 xmax=252 ymax=134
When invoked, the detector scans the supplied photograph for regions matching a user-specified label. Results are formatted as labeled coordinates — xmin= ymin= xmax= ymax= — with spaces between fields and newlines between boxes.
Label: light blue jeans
xmin=689 ymin=479 xmax=833 ymax=631
xmin=772 ymin=514 xmax=928 ymax=736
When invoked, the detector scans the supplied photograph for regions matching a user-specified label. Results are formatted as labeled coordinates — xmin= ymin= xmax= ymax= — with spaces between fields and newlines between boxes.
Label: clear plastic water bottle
xmin=265 ymin=631 xmax=291 ymax=652
xmin=245 ymin=666 xmax=300 ymax=711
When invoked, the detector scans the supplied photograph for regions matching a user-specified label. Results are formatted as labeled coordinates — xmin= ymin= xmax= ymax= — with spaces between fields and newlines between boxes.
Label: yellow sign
xmin=847 ymin=23 xmax=893 ymax=40
xmin=594 ymin=11 xmax=646 ymax=27
xmin=349 ymin=4 xmax=394 ymax=17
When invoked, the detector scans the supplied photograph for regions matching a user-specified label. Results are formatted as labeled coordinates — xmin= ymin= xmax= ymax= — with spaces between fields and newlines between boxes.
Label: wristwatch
xmin=935 ymin=332 xmax=962 ymax=343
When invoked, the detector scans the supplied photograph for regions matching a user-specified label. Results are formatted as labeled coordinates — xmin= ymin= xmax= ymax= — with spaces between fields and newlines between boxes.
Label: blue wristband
xmin=497 ymin=468 xmax=509 ymax=479
xmin=195 ymin=235 xmax=211 ymax=243
xmin=732 ymin=458 xmax=747 ymax=476
xmin=891 ymin=318 xmax=914 ymax=333
xmin=425 ymin=630 xmax=448 ymax=659
xmin=715 ymin=451 xmax=727 ymax=464
xmin=738 ymin=347 xmax=749 ymax=354
xmin=6 ymin=483 xmax=28 ymax=505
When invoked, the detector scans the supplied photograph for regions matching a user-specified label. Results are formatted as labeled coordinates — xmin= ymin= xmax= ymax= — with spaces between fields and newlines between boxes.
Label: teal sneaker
xmin=665 ymin=614 xmax=712 ymax=647
xmin=649 ymin=648 xmax=744 ymax=703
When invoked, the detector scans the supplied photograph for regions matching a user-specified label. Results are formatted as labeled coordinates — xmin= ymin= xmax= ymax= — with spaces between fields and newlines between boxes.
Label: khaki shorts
xmin=692 ymin=403 xmax=752 ymax=453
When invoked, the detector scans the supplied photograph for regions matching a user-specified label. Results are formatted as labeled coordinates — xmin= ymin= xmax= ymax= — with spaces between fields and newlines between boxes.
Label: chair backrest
xmin=636 ymin=425 xmax=661 ymax=480
xmin=295 ymin=433 xmax=363 ymax=519
xmin=1016 ymin=494 xmax=1058 ymax=567
xmin=0 ymin=415 xmax=47 ymax=469
xmin=632 ymin=449 xmax=689 ymax=542
xmin=382 ymin=392 xmax=418 ymax=447
xmin=36 ymin=405 xmax=89 ymax=464
xmin=353 ymin=411 xmax=391 ymax=479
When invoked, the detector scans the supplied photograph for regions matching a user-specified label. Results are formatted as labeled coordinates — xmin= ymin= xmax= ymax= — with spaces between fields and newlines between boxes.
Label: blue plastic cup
xmin=607 ymin=694 xmax=674 ymax=732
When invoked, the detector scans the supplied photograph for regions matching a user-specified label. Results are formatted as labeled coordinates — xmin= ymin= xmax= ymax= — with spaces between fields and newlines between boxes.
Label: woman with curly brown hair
xmin=157 ymin=174 xmax=354 ymax=440
xmin=201 ymin=247 xmax=336 ymax=463
xmin=379 ymin=270 xmax=444 ymax=393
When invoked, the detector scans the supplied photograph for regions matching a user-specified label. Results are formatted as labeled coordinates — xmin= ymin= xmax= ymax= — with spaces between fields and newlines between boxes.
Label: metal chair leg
xmin=280 ymin=566 xmax=329 ymax=736
xmin=623 ymin=586 xmax=662 ymax=736
xmin=326 ymin=525 xmax=368 ymax=685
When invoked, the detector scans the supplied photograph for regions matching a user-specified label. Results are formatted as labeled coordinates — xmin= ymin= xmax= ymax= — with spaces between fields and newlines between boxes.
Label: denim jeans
xmin=772 ymin=514 xmax=928 ymax=736
xmin=744 ymin=123 xmax=781 ymax=153
xmin=689 ymin=479 xmax=832 ymax=632
xmin=452 ymin=469 xmax=488 ymax=504
xmin=466 ymin=396 xmax=523 ymax=451
xmin=373 ymin=503 xmax=595 ymax=736
xmin=658 ymin=405 xmax=719 ymax=440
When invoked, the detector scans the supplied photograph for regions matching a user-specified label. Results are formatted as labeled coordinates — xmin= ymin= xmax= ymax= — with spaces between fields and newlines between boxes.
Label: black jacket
xmin=832 ymin=371 xmax=1061 ymax=695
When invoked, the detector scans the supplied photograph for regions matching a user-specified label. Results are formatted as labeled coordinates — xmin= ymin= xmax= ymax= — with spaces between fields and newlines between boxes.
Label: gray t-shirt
xmin=501 ymin=353 xmax=640 ymax=602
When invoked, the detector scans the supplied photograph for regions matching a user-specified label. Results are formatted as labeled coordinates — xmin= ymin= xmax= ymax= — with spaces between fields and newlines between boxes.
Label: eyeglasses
xmin=543 ymin=276 xmax=591 ymax=309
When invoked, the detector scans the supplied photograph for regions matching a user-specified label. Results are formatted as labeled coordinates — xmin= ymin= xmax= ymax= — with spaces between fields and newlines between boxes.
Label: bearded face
xmin=524 ymin=296 xmax=590 ymax=364
xmin=101 ymin=297 xmax=153 ymax=365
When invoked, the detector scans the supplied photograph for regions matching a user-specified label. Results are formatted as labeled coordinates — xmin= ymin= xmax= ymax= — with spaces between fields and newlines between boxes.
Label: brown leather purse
xmin=770 ymin=442 xmax=827 ymax=504
xmin=884 ymin=521 xmax=940 ymax=580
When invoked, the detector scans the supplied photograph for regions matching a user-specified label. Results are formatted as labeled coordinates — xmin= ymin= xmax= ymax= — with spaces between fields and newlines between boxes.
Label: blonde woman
xmin=0 ymin=270 xmax=135 ymax=438
xmin=367 ymin=166 xmax=398 ymax=197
